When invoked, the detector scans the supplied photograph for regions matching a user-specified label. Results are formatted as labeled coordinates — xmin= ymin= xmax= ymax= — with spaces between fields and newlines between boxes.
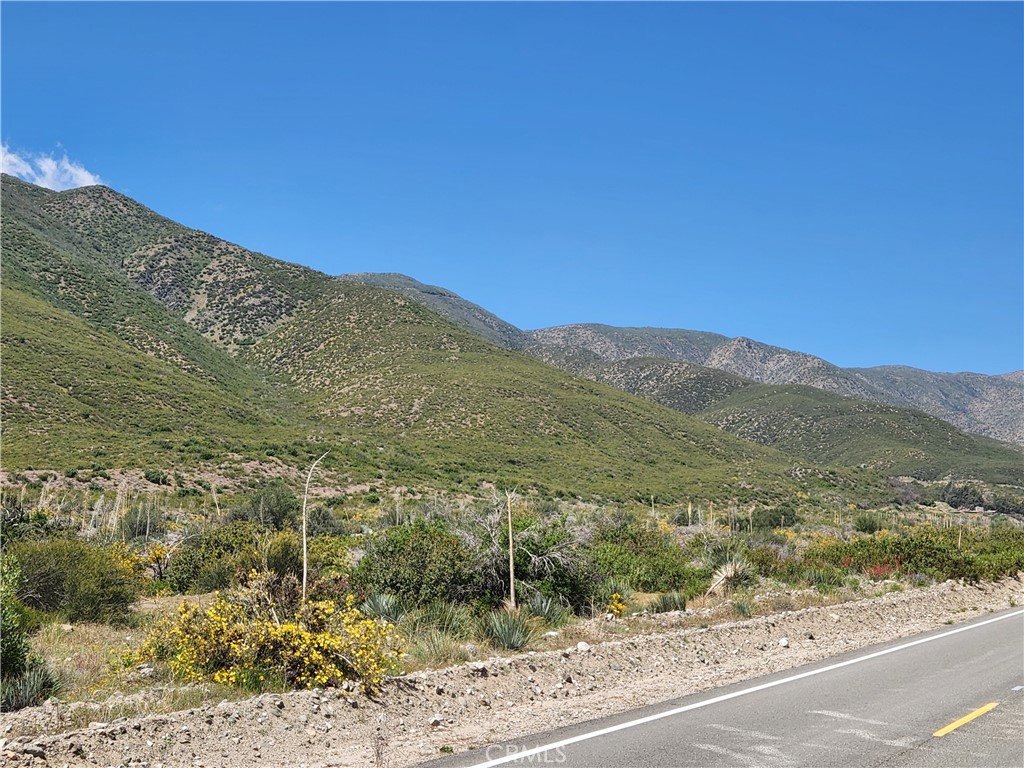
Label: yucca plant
xmin=702 ymin=538 xmax=747 ymax=569
xmin=804 ymin=565 xmax=845 ymax=592
xmin=524 ymin=593 xmax=571 ymax=628
xmin=1 ymin=664 xmax=64 ymax=712
xmin=409 ymin=629 xmax=470 ymax=667
xmin=708 ymin=556 xmax=754 ymax=595
xmin=420 ymin=601 xmax=473 ymax=638
xmin=478 ymin=609 xmax=538 ymax=651
xmin=595 ymin=577 xmax=634 ymax=604
xmin=359 ymin=592 xmax=408 ymax=624
xmin=731 ymin=598 xmax=754 ymax=618
xmin=648 ymin=591 xmax=688 ymax=614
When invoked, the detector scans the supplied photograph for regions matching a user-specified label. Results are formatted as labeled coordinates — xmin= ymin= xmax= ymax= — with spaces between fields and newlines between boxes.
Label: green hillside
xmin=574 ymin=356 xmax=1023 ymax=485
xmin=584 ymin=358 xmax=753 ymax=414
xmin=339 ymin=272 xmax=529 ymax=350
xmin=0 ymin=285 xmax=288 ymax=471
xmin=4 ymin=176 xmax=327 ymax=352
xmin=242 ymin=281 xmax=835 ymax=501
xmin=3 ymin=174 xmax=881 ymax=504
xmin=697 ymin=385 xmax=1024 ymax=484
xmin=5 ymin=173 xmax=1011 ymax=499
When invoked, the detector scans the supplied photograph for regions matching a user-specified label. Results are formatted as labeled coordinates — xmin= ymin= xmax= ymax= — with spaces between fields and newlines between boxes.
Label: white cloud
xmin=1 ymin=144 xmax=103 ymax=190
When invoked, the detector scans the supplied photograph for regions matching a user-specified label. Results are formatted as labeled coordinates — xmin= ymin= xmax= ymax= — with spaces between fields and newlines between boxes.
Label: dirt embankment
xmin=2 ymin=577 xmax=1021 ymax=768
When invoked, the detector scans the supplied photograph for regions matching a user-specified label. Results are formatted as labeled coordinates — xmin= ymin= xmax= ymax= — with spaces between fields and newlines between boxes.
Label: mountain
xmin=531 ymin=356 xmax=1023 ymax=485
xmin=321 ymin=275 xmax=1022 ymax=481
xmin=3 ymin=174 xmax=859 ymax=504
xmin=4 ymin=173 xmax=1017 ymax=497
xmin=339 ymin=273 xmax=529 ymax=351
xmin=325 ymin=281 xmax=1021 ymax=448
xmin=527 ymin=324 xmax=1023 ymax=445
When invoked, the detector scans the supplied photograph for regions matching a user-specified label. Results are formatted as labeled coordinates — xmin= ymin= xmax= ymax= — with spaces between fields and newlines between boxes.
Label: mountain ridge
xmin=2 ymin=173 xmax=1019 ymax=498
xmin=2 ymin=174 xmax=856 ymax=504
xmin=328 ymin=275 xmax=1021 ymax=446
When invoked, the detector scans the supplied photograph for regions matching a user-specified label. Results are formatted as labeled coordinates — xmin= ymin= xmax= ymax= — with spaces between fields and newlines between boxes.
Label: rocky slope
xmin=529 ymin=324 xmax=1023 ymax=445
xmin=323 ymin=277 xmax=1023 ymax=447
xmin=2 ymin=174 xmax=836 ymax=503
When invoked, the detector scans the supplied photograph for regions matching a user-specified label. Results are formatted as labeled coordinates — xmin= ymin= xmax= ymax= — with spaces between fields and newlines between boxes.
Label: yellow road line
xmin=933 ymin=702 xmax=999 ymax=737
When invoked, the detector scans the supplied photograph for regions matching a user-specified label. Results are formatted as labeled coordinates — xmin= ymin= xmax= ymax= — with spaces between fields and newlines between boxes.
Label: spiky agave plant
xmin=0 ymin=664 xmax=64 ymax=711
xmin=478 ymin=609 xmax=538 ymax=651
xmin=524 ymin=592 xmax=571 ymax=628
xmin=708 ymin=556 xmax=754 ymax=595
xmin=359 ymin=592 xmax=408 ymax=624
xmin=648 ymin=591 xmax=688 ymax=614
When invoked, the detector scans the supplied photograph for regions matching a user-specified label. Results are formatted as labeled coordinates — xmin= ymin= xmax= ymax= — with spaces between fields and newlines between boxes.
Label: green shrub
xmin=1 ymin=554 xmax=29 ymax=680
xmin=166 ymin=521 xmax=262 ymax=593
xmin=353 ymin=521 xmax=479 ymax=605
xmin=749 ymin=505 xmax=801 ymax=531
xmin=648 ymin=591 xmax=687 ymax=614
xmin=304 ymin=506 xmax=347 ymax=537
xmin=143 ymin=468 xmax=169 ymax=486
xmin=453 ymin=502 xmax=597 ymax=611
xmin=804 ymin=526 xmax=1024 ymax=583
xmin=852 ymin=513 xmax=884 ymax=534
xmin=307 ymin=535 xmax=351 ymax=579
xmin=991 ymin=496 xmax=1024 ymax=516
xmin=587 ymin=514 xmax=695 ymax=592
xmin=266 ymin=530 xmax=302 ymax=578
xmin=746 ymin=546 xmax=783 ymax=577
xmin=231 ymin=480 xmax=298 ymax=530
xmin=11 ymin=540 xmax=140 ymax=624
xmin=941 ymin=483 xmax=984 ymax=510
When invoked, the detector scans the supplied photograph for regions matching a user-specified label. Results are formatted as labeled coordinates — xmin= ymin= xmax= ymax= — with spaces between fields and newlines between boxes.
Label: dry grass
xmin=62 ymin=684 xmax=243 ymax=732
xmin=32 ymin=622 xmax=140 ymax=700
xmin=32 ymin=593 xmax=213 ymax=702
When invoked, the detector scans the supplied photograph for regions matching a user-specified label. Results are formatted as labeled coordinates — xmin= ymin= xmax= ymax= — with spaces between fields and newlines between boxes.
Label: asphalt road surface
xmin=426 ymin=608 xmax=1024 ymax=768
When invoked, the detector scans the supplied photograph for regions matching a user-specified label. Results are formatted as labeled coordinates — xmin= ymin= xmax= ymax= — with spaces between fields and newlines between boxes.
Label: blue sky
xmin=2 ymin=2 xmax=1021 ymax=374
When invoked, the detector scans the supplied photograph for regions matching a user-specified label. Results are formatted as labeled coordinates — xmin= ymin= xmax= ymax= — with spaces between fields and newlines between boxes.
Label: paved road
xmin=427 ymin=609 xmax=1024 ymax=768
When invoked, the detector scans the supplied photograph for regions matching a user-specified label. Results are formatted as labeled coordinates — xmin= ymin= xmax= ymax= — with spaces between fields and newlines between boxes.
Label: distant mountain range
xmin=2 ymin=173 xmax=1020 ymax=504
xmin=341 ymin=274 xmax=1023 ymax=447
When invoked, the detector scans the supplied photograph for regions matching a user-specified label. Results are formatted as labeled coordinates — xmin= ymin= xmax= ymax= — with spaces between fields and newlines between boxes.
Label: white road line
xmin=809 ymin=710 xmax=889 ymax=726
xmin=835 ymin=728 xmax=915 ymax=748
xmin=706 ymin=723 xmax=782 ymax=740
xmin=691 ymin=743 xmax=764 ymax=766
xmin=467 ymin=610 xmax=1024 ymax=767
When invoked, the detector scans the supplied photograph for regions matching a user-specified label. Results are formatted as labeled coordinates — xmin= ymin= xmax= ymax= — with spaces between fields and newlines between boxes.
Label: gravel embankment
xmin=1 ymin=577 xmax=1020 ymax=767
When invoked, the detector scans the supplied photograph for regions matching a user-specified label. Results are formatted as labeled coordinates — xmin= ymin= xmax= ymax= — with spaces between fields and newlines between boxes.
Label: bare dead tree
xmin=302 ymin=451 xmax=330 ymax=602
xmin=506 ymin=488 xmax=518 ymax=609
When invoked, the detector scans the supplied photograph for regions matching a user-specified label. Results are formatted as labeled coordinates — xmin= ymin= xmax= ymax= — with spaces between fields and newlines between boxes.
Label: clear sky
xmin=2 ymin=2 xmax=1021 ymax=374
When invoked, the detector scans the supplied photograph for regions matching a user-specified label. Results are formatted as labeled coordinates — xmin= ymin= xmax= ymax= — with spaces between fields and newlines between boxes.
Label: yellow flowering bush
xmin=140 ymin=571 xmax=402 ymax=692
xmin=607 ymin=592 xmax=627 ymax=617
